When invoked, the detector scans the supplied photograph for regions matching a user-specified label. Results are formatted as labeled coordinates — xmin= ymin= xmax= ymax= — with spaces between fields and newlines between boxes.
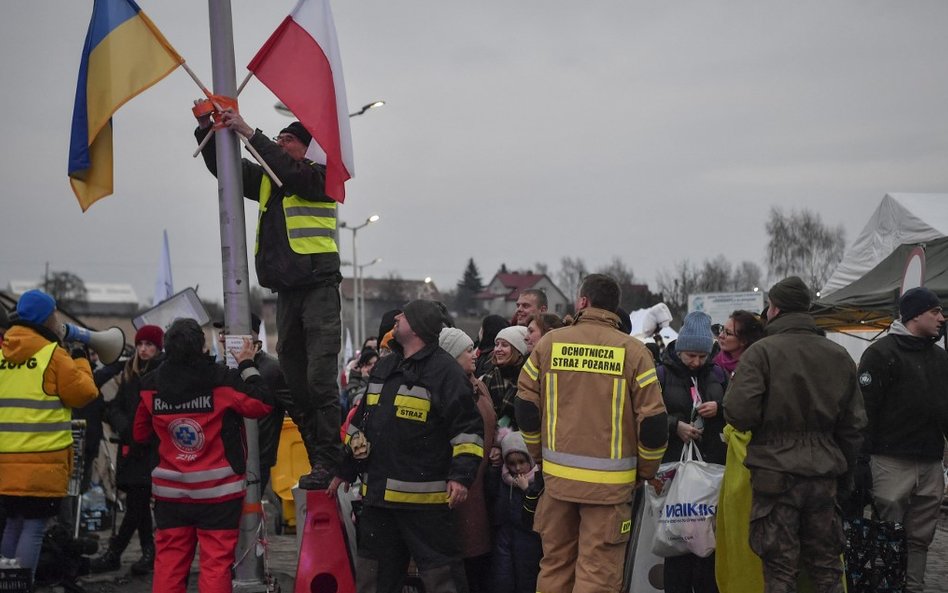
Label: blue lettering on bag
xmin=661 ymin=502 xmax=717 ymax=518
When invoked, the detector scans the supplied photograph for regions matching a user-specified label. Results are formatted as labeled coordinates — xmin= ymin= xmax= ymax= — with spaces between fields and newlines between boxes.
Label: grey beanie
xmin=439 ymin=327 xmax=474 ymax=359
xmin=675 ymin=311 xmax=715 ymax=354
xmin=496 ymin=325 xmax=529 ymax=356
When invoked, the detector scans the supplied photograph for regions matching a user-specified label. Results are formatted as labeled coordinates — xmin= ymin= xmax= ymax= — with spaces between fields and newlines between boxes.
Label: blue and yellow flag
xmin=68 ymin=0 xmax=183 ymax=211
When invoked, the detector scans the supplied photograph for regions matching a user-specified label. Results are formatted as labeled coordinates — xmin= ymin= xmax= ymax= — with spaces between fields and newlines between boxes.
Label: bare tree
xmin=557 ymin=257 xmax=588 ymax=301
xmin=699 ymin=256 xmax=732 ymax=293
xmin=595 ymin=256 xmax=661 ymax=311
xmin=42 ymin=271 xmax=87 ymax=310
xmin=766 ymin=207 xmax=845 ymax=292
xmin=730 ymin=261 xmax=763 ymax=291
xmin=657 ymin=256 xmax=764 ymax=321
xmin=656 ymin=260 xmax=701 ymax=321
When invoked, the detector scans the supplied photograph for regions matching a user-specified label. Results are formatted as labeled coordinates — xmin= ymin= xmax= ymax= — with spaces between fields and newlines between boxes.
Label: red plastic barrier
xmin=295 ymin=490 xmax=356 ymax=593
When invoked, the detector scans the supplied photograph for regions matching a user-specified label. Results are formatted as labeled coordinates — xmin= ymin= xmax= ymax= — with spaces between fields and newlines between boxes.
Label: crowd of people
xmin=0 ymin=272 xmax=946 ymax=593
xmin=2 ymin=92 xmax=946 ymax=593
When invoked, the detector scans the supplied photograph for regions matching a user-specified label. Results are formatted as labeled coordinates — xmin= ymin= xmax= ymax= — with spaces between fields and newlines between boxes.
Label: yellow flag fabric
xmin=69 ymin=0 xmax=183 ymax=211
xmin=715 ymin=425 xmax=845 ymax=593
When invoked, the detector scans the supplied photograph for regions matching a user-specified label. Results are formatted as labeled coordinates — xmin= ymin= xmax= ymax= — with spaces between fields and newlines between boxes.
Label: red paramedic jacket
xmin=134 ymin=356 xmax=273 ymax=504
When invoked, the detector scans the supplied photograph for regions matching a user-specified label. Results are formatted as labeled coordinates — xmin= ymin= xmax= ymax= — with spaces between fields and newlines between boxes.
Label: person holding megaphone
xmin=0 ymin=289 xmax=98 ymax=581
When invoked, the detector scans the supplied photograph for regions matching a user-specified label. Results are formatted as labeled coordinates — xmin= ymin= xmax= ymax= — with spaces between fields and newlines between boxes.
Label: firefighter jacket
xmin=724 ymin=312 xmax=866 ymax=478
xmin=515 ymin=307 xmax=668 ymax=505
xmin=197 ymin=127 xmax=341 ymax=291
xmin=340 ymin=341 xmax=485 ymax=509
xmin=134 ymin=356 xmax=273 ymax=504
xmin=0 ymin=322 xmax=97 ymax=497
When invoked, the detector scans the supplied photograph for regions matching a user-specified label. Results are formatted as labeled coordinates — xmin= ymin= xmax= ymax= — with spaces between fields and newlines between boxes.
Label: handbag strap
xmin=679 ymin=440 xmax=705 ymax=464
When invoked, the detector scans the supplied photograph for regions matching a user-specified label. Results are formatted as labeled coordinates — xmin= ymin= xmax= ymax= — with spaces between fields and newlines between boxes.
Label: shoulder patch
xmin=858 ymin=372 xmax=872 ymax=387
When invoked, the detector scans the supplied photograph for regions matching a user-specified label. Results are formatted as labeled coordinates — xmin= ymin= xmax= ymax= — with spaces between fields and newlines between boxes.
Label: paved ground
xmin=34 ymin=503 xmax=948 ymax=593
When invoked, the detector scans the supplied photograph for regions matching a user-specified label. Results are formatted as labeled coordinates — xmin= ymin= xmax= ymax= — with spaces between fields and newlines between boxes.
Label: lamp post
xmin=339 ymin=215 xmax=380 ymax=346
xmin=275 ymin=100 xmax=385 ymax=119
xmin=357 ymin=257 xmax=382 ymax=343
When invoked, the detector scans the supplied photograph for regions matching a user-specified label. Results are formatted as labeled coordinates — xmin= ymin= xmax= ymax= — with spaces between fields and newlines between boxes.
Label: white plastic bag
xmin=652 ymin=442 xmax=724 ymax=558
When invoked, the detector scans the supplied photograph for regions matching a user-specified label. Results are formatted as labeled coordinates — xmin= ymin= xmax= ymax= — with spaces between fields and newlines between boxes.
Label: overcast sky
xmin=3 ymin=1 xmax=948 ymax=306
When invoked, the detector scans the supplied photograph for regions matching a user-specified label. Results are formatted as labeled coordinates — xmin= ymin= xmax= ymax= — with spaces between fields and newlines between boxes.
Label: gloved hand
xmin=840 ymin=456 xmax=873 ymax=519
xmin=853 ymin=455 xmax=873 ymax=495
xmin=70 ymin=344 xmax=89 ymax=360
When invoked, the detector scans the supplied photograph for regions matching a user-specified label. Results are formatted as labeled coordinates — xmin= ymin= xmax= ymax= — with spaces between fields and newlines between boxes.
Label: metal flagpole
xmin=207 ymin=1 xmax=265 ymax=590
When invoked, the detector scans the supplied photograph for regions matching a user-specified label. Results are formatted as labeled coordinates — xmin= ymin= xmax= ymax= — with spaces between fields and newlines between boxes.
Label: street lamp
xmin=339 ymin=215 xmax=381 ymax=346
xmin=357 ymin=258 xmax=382 ymax=342
xmin=274 ymin=100 xmax=386 ymax=119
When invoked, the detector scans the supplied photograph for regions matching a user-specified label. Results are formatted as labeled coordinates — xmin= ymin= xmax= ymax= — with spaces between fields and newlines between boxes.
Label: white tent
xmin=821 ymin=193 xmax=948 ymax=296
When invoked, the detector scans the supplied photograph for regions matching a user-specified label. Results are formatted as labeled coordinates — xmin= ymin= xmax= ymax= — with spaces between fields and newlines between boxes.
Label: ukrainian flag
xmin=68 ymin=0 xmax=183 ymax=211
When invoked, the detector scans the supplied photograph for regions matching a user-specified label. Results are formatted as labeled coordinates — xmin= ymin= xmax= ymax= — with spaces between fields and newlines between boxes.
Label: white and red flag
xmin=248 ymin=0 xmax=354 ymax=203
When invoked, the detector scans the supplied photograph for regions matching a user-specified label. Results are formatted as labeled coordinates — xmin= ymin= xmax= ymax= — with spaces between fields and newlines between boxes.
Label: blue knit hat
xmin=16 ymin=289 xmax=56 ymax=324
xmin=676 ymin=311 xmax=714 ymax=354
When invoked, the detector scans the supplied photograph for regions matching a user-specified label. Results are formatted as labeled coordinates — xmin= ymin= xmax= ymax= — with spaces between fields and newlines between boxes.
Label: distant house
xmin=340 ymin=276 xmax=441 ymax=342
xmin=477 ymin=272 xmax=569 ymax=318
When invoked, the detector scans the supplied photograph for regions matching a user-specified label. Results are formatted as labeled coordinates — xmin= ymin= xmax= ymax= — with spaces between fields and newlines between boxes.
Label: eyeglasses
xmin=272 ymin=134 xmax=302 ymax=145
xmin=719 ymin=328 xmax=738 ymax=338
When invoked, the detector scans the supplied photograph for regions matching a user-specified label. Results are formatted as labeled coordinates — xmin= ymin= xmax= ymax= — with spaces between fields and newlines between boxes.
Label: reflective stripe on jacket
xmin=343 ymin=342 xmax=485 ymax=509
xmin=516 ymin=307 xmax=668 ymax=505
xmin=0 ymin=342 xmax=72 ymax=453
xmin=135 ymin=359 xmax=273 ymax=504
xmin=258 ymin=175 xmax=338 ymax=255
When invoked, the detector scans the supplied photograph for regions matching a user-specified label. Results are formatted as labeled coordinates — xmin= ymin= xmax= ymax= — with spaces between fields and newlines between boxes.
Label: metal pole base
xmin=233 ymin=578 xmax=273 ymax=593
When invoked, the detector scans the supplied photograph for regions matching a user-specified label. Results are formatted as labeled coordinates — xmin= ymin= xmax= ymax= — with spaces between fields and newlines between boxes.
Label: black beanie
xmin=899 ymin=287 xmax=941 ymax=322
xmin=479 ymin=315 xmax=510 ymax=351
xmin=279 ymin=121 xmax=312 ymax=146
xmin=768 ymin=276 xmax=811 ymax=313
xmin=402 ymin=300 xmax=449 ymax=344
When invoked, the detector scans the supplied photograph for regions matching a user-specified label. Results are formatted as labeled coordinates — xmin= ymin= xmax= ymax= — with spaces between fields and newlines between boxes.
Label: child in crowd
xmin=488 ymin=430 xmax=543 ymax=593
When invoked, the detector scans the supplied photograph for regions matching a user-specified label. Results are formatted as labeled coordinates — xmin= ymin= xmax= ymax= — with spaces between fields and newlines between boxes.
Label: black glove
xmin=853 ymin=456 xmax=873 ymax=495
xmin=840 ymin=456 xmax=873 ymax=519
xmin=70 ymin=343 xmax=89 ymax=360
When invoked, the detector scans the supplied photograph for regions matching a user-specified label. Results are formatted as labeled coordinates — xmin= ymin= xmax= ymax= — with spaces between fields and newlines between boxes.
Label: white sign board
xmin=132 ymin=287 xmax=210 ymax=331
xmin=687 ymin=292 xmax=764 ymax=325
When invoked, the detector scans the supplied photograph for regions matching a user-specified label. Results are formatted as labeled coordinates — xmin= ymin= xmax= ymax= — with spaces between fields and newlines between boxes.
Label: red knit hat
xmin=135 ymin=325 xmax=164 ymax=350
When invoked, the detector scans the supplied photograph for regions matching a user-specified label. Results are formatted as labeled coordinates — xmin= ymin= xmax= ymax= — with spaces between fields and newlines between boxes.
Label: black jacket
xmin=197 ymin=127 xmax=341 ymax=291
xmin=342 ymin=342 xmax=485 ymax=509
xmin=858 ymin=322 xmax=948 ymax=461
xmin=658 ymin=341 xmax=728 ymax=464
xmin=253 ymin=351 xmax=292 ymax=470
xmin=106 ymin=356 xmax=162 ymax=488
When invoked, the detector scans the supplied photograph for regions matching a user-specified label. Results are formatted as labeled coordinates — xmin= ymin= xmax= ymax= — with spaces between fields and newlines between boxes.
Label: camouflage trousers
xmin=749 ymin=472 xmax=845 ymax=593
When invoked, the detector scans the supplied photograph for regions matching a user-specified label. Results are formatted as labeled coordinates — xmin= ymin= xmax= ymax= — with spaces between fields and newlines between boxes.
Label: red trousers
xmin=153 ymin=498 xmax=242 ymax=593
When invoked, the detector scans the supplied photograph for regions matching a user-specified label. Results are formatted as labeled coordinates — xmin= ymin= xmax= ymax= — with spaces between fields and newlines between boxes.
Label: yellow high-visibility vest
xmin=0 ymin=342 xmax=72 ymax=453
xmin=257 ymin=174 xmax=338 ymax=255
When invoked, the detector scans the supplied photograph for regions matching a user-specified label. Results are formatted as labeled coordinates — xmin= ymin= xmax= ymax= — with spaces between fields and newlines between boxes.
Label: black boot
xmin=89 ymin=544 xmax=121 ymax=574
xmin=130 ymin=544 xmax=154 ymax=576
xmin=298 ymin=463 xmax=334 ymax=490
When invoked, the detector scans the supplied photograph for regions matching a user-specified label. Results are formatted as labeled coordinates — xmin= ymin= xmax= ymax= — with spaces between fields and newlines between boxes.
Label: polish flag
xmin=248 ymin=0 xmax=353 ymax=203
